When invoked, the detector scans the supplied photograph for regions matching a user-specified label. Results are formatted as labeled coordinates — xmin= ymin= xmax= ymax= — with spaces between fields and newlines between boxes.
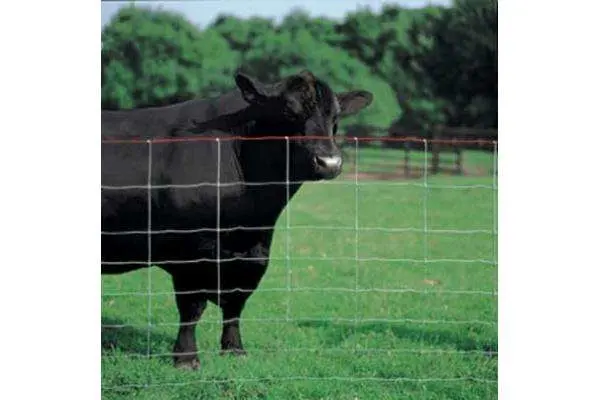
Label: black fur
xmin=101 ymin=70 xmax=373 ymax=369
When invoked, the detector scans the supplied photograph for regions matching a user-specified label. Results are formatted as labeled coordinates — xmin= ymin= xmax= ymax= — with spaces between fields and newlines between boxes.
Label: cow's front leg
xmin=220 ymin=297 xmax=248 ymax=356
xmin=217 ymin=234 xmax=272 ymax=356
xmin=172 ymin=276 xmax=207 ymax=369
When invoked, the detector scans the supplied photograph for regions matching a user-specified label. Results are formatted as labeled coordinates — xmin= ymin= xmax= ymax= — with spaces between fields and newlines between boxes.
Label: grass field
xmin=101 ymin=147 xmax=498 ymax=399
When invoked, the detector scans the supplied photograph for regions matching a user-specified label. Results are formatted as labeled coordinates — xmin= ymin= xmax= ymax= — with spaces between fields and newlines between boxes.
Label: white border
xmin=0 ymin=0 xmax=99 ymax=399
xmin=2 ymin=0 xmax=600 ymax=398
xmin=500 ymin=0 xmax=600 ymax=399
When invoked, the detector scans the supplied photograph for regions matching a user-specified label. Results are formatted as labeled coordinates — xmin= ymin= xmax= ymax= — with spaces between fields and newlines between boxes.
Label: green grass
xmin=102 ymin=148 xmax=498 ymax=399
xmin=341 ymin=146 xmax=496 ymax=177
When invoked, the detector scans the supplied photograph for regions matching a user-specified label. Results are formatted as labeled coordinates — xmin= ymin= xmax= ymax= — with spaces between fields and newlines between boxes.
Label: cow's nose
xmin=313 ymin=155 xmax=343 ymax=179
xmin=315 ymin=155 xmax=342 ymax=170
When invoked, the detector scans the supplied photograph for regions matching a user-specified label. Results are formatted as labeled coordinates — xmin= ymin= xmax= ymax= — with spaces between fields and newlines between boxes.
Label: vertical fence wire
xmin=216 ymin=138 xmax=221 ymax=309
xmin=285 ymin=137 xmax=292 ymax=322
xmin=146 ymin=139 xmax=153 ymax=386
xmin=354 ymin=138 xmax=360 ymax=344
xmin=423 ymin=139 xmax=429 ymax=265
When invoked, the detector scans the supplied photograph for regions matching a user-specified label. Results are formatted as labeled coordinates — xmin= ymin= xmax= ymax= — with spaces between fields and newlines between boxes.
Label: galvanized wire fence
xmin=101 ymin=136 xmax=498 ymax=390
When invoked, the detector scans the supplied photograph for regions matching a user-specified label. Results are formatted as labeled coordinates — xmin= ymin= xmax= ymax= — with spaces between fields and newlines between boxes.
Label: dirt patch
xmin=341 ymin=164 xmax=489 ymax=181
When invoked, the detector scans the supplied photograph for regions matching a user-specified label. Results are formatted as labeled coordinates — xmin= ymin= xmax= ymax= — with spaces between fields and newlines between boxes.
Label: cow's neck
xmin=173 ymin=91 xmax=262 ymax=137
xmin=239 ymin=137 xmax=303 ymax=226
xmin=179 ymin=99 xmax=304 ymax=226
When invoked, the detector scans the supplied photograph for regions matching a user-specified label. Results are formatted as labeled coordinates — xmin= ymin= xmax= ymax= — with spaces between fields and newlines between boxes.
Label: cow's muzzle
xmin=313 ymin=155 xmax=343 ymax=180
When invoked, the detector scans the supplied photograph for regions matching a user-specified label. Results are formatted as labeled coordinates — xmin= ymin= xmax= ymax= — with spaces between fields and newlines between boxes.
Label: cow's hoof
xmin=220 ymin=348 xmax=247 ymax=357
xmin=174 ymin=357 xmax=200 ymax=370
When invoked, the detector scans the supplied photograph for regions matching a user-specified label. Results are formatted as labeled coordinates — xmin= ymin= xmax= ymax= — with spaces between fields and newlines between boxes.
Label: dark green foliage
xmin=280 ymin=8 xmax=342 ymax=44
xmin=405 ymin=0 xmax=498 ymax=128
xmin=210 ymin=14 xmax=277 ymax=54
xmin=101 ymin=5 xmax=239 ymax=109
xmin=334 ymin=5 xmax=448 ymax=133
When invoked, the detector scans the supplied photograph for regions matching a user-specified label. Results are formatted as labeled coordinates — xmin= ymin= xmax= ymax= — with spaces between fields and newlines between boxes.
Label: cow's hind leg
xmin=172 ymin=276 xmax=207 ymax=370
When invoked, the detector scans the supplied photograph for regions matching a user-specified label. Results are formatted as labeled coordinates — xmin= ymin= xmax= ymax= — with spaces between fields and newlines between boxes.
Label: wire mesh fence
xmin=101 ymin=136 xmax=498 ymax=394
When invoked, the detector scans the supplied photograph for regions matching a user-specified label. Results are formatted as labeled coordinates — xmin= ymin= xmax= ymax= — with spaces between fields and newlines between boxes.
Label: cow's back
xmin=101 ymin=91 xmax=280 ymax=272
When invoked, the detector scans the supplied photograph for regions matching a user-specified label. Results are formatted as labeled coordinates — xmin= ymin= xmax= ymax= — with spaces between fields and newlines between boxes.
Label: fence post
xmin=454 ymin=139 xmax=463 ymax=175
xmin=404 ymin=141 xmax=410 ymax=177
xmin=430 ymin=127 xmax=440 ymax=175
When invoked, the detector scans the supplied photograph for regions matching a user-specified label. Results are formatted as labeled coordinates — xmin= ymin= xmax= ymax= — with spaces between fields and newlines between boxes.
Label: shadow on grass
xmin=101 ymin=317 xmax=175 ymax=356
xmin=296 ymin=320 xmax=497 ymax=355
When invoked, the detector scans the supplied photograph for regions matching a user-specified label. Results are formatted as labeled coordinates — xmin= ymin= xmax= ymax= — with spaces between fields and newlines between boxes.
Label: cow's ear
xmin=337 ymin=91 xmax=374 ymax=117
xmin=235 ymin=72 xmax=272 ymax=105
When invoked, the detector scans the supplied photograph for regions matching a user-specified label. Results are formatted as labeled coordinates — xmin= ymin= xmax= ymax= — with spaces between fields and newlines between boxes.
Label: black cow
xmin=101 ymin=70 xmax=373 ymax=369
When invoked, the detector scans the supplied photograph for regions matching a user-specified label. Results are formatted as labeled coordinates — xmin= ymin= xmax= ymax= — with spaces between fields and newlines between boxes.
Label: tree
xmin=279 ymin=8 xmax=342 ymax=44
xmin=334 ymin=5 xmax=447 ymax=132
xmin=406 ymin=0 xmax=497 ymax=127
xmin=101 ymin=5 xmax=240 ymax=109
xmin=209 ymin=15 xmax=276 ymax=54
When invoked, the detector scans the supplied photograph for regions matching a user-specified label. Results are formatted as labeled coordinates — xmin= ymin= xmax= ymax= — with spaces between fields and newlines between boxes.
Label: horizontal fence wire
xmin=102 ymin=287 xmax=497 ymax=297
xmin=101 ymin=135 xmax=498 ymax=145
xmin=101 ymin=181 xmax=495 ymax=190
xmin=101 ymin=257 xmax=497 ymax=266
xmin=102 ymin=226 xmax=496 ymax=235
xmin=101 ymin=135 xmax=498 ymax=390
xmin=101 ymin=317 xmax=496 ymax=329
xmin=101 ymin=347 xmax=498 ymax=358
xmin=102 ymin=376 xmax=497 ymax=391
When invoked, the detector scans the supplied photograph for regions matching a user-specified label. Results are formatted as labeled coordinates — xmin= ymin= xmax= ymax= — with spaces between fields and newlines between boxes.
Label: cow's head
xmin=235 ymin=70 xmax=373 ymax=181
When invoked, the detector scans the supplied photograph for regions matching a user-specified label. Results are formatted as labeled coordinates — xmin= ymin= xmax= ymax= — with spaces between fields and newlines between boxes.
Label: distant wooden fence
xmin=343 ymin=125 xmax=498 ymax=176
xmin=430 ymin=127 xmax=498 ymax=175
